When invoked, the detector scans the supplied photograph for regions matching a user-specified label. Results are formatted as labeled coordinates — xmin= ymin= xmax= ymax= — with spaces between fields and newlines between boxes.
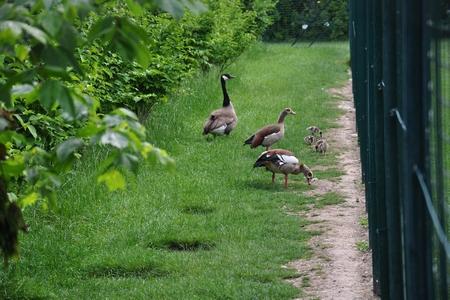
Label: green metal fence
xmin=349 ymin=0 xmax=449 ymax=298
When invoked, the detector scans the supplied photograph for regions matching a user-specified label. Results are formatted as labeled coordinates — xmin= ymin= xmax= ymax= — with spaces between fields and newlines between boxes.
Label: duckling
xmin=306 ymin=126 xmax=321 ymax=135
xmin=244 ymin=108 xmax=296 ymax=151
xmin=304 ymin=135 xmax=316 ymax=145
xmin=315 ymin=132 xmax=328 ymax=154
xmin=203 ymin=74 xmax=237 ymax=136
xmin=253 ymin=149 xmax=313 ymax=188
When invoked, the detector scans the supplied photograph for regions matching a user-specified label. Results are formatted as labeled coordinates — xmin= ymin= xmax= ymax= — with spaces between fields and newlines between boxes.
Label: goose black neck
xmin=221 ymin=77 xmax=231 ymax=107
xmin=277 ymin=111 xmax=288 ymax=123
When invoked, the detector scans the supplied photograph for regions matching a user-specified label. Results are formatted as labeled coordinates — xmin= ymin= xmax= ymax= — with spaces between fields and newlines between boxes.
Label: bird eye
xmin=308 ymin=172 xmax=312 ymax=177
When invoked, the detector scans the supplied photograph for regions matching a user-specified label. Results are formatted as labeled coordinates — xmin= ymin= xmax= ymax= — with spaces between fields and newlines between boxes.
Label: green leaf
xmin=41 ymin=45 xmax=77 ymax=73
xmin=97 ymin=169 xmax=126 ymax=191
xmin=87 ymin=16 xmax=115 ymax=42
xmin=40 ymin=80 xmax=76 ymax=118
xmin=20 ymin=23 xmax=48 ymax=44
xmin=20 ymin=192 xmax=39 ymax=208
xmin=77 ymin=122 xmax=102 ymax=137
xmin=27 ymin=124 xmax=37 ymax=139
xmin=14 ymin=44 xmax=30 ymax=61
xmin=125 ymin=0 xmax=144 ymax=16
xmin=11 ymin=84 xmax=34 ymax=97
xmin=58 ymin=22 xmax=79 ymax=51
xmin=56 ymin=138 xmax=83 ymax=161
xmin=40 ymin=10 xmax=63 ymax=37
xmin=100 ymin=130 xmax=128 ymax=149
xmin=119 ymin=152 xmax=139 ymax=171
xmin=57 ymin=87 xmax=76 ymax=120
xmin=40 ymin=79 xmax=61 ymax=110
xmin=1 ymin=155 xmax=25 ymax=178
xmin=0 ymin=130 xmax=26 ymax=144
xmin=113 ymin=108 xmax=138 ymax=121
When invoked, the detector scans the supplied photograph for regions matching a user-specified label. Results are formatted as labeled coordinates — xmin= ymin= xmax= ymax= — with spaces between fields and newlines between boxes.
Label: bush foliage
xmin=263 ymin=0 xmax=349 ymax=41
xmin=81 ymin=0 xmax=278 ymax=118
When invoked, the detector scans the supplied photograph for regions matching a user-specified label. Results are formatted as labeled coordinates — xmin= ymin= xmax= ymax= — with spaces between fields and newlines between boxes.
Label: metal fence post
xmin=398 ymin=0 xmax=430 ymax=298
xmin=381 ymin=0 xmax=404 ymax=298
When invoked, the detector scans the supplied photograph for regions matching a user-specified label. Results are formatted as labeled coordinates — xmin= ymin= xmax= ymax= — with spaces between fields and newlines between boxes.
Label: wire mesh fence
xmin=349 ymin=0 xmax=449 ymax=298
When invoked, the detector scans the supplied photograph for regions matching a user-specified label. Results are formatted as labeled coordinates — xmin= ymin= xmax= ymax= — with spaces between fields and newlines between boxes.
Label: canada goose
xmin=307 ymin=126 xmax=321 ymax=135
xmin=253 ymin=149 xmax=313 ymax=188
xmin=315 ymin=131 xmax=328 ymax=153
xmin=203 ymin=74 xmax=237 ymax=136
xmin=244 ymin=108 xmax=296 ymax=150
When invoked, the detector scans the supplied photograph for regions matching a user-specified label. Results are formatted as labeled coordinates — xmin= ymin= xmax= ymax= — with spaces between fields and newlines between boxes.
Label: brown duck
xmin=253 ymin=149 xmax=313 ymax=188
xmin=244 ymin=107 xmax=296 ymax=150
xmin=203 ymin=74 xmax=237 ymax=136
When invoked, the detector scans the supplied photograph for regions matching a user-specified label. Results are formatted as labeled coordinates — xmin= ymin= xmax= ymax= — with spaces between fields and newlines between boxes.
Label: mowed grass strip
xmin=1 ymin=42 xmax=349 ymax=299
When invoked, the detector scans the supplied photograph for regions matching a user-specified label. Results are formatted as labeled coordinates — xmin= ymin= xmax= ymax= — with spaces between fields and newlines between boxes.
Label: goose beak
xmin=229 ymin=75 xmax=236 ymax=79
xmin=291 ymin=110 xmax=296 ymax=115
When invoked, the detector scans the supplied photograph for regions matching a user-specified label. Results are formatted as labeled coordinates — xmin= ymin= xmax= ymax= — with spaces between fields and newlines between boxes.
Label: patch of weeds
xmin=308 ymin=230 xmax=323 ymax=236
xmin=355 ymin=240 xmax=370 ymax=252
xmin=359 ymin=216 xmax=369 ymax=229
xmin=148 ymin=239 xmax=215 ymax=251
xmin=301 ymin=276 xmax=311 ymax=287
xmin=314 ymin=192 xmax=345 ymax=208
xmin=315 ymin=168 xmax=344 ymax=180
xmin=282 ymin=273 xmax=302 ymax=279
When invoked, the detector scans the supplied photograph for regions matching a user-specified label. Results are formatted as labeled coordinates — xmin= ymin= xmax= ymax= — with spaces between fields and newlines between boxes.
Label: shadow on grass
xmin=147 ymin=239 xmax=216 ymax=252
xmin=87 ymin=264 xmax=169 ymax=279
xmin=181 ymin=205 xmax=215 ymax=215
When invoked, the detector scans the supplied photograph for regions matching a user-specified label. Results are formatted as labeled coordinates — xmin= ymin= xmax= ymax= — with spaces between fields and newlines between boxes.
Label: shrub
xmin=263 ymin=0 xmax=349 ymax=41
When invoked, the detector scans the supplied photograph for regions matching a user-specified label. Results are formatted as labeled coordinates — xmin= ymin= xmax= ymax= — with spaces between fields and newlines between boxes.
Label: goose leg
xmin=271 ymin=173 xmax=275 ymax=184
xmin=266 ymin=146 xmax=269 ymax=151
xmin=284 ymin=174 xmax=288 ymax=188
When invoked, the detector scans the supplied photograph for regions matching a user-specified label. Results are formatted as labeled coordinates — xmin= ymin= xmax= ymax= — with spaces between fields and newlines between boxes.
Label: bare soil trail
xmin=286 ymin=79 xmax=379 ymax=300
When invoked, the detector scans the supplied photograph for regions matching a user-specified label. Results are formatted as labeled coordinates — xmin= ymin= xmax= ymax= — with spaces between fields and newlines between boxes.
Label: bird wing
xmin=254 ymin=149 xmax=296 ymax=167
xmin=251 ymin=124 xmax=280 ymax=148
xmin=203 ymin=109 xmax=236 ymax=134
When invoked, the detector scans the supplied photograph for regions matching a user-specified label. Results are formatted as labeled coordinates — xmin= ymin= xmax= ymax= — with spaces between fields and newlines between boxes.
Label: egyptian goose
xmin=244 ymin=108 xmax=296 ymax=150
xmin=203 ymin=74 xmax=237 ymax=136
xmin=315 ymin=131 xmax=328 ymax=153
xmin=253 ymin=149 xmax=313 ymax=188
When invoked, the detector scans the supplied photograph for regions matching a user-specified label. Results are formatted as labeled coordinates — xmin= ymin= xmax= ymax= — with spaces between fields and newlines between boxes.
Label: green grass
xmin=355 ymin=241 xmax=370 ymax=253
xmin=359 ymin=216 xmax=369 ymax=229
xmin=1 ymin=42 xmax=349 ymax=299
xmin=314 ymin=192 xmax=346 ymax=209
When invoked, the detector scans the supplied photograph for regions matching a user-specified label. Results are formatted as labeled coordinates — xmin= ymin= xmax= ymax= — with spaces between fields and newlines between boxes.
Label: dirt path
xmin=286 ymin=79 xmax=378 ymax=299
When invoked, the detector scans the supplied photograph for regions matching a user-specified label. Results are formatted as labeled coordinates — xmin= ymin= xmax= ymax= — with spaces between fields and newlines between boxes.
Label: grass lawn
xmin=1 ymin=42 xmax=349 ymax=299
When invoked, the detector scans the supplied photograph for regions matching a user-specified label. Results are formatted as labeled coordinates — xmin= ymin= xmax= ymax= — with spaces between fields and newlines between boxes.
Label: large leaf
xmin=87 ymin=16 xmax=115 ymax=42
xmin=0 ymin=21 xmax=49 ymax=44
xmin=40 ymin=80 xmax=76 ymax=119
xmin=97 ymin=169 xmax=126 ymax=191
xmin=39 ymin=79 xmax=62 ymax=110
xmin=1 ymin=155 xmax=25 ymax=178
xmin=100 ymin=130 xmax=129 ymax=149
xmin=20 ymin=192 xmax=39 ymax=208
xmin=56 ymin=138 xmax=84 ymax=161
xmin=40 ymin=10 xmax=63 ymax=37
